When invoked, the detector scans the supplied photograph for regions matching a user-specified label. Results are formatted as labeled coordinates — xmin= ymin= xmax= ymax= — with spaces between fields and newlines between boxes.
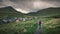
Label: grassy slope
xmin=0 ymin=19 xmax=38 ymax=34
xmin=0 ymin=17 xmax=60 ymax=34
xmin=0 ymin=6 xmax=27 ymax=19
xmin=0 ymin=7 xmax=60 ymax=34
xmin=42 ymin=18 xmax=60 ymax=34
xmin=28 ymin=7 xmax=60 ymax=17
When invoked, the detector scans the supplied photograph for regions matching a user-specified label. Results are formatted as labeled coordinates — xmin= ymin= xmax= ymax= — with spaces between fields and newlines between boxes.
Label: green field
xmin=0 ymin=17 xmax=60 ymax=34
xmin=42 ymin=18 xmax=60 ymax=34
xmin=0 ymin=6 xmax=60 ymax=34
xmin=0 ymin=19 xmax=38 ymax=34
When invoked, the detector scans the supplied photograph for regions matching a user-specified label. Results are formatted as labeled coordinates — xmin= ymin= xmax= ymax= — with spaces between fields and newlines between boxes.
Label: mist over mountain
xmin=0 ymin=6 xmax=60 ymax=17
xmin=0 ymin=0 xmax=60 ymax=13
xmin=0 ymin=6 xmax=26 ymax=17
xmin=27 ymin=7 xmax=60 ymax=17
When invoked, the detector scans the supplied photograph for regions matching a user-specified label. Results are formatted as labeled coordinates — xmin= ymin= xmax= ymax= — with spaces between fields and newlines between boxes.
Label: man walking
xmin=38 ymin=20 xmax=42 ymax=29
xmin=34 ymin=19 xmax=42 ymax=34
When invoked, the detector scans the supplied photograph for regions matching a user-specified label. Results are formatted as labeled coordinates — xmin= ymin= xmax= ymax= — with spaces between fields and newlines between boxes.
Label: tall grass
xmin=42 ymin=18 xmax=60 ymax=34
xmin=0 ymin=19 xmax=38 ymax=34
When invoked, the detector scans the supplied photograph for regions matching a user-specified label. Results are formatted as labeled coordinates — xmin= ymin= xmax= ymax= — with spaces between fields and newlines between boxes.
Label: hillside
xmin=0 ymin=6 xmax=26 ymax=18
xmin=28 ymin=7 xmax=60 ymax=17
xmin=42 ymin=18 xmax=60 ymax=34
xmin=0 ymin=7 xmax=60 ymax=17
xmin=0 ymin=6 xmax=60 ymax=34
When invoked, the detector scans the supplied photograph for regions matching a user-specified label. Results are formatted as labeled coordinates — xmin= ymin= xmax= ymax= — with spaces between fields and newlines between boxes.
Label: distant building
xmin=2 ymin=17 xmax=16 ymax=23
xmin=22 ymin=18 xmax=26 ymax=21
xmin=16 ymin=19 xmax=20 ymax=22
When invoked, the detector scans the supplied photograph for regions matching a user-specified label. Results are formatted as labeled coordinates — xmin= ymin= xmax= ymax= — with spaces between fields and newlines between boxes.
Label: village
xmin=0 ymin=16 xmax=38 ymax=24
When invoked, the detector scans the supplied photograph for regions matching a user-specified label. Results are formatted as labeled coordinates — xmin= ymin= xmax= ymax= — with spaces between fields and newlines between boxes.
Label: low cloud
xmin=0 ymin=0 xmax=60 ymax=13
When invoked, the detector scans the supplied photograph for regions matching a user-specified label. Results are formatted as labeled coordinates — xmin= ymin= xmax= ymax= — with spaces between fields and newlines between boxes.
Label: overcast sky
xmin=0 ymin=0 xmax=60 ymax=13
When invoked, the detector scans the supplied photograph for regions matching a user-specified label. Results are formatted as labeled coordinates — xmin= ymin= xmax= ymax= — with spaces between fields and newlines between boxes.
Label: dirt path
xmin=34 ymin=26 xmax=41 ymax=34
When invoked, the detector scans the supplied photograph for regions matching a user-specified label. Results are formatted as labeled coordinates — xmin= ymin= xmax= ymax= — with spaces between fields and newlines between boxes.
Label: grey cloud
xmin=0 ymin=0 xmax=3 ymax=2
xmin=0 ymin=3 xmax=6 ymax=8
xmin=42 ymin=0 xmax=60 ymax=1
xmin=2 ymin=0 xmax=35 ymax=13
xmin=10 ymin=0 xmax=34 ymax=2
xmin=40 ymin=0 xmax=60 ymax=7
xmin=0 ymin=0 xmax=60 ymax=13
xmin=0 ymin=0 xmax=6 ymax=7
xmin=40 ymin=0 xmax=60 ymax=2
xmin=10 ymin=0 xmax=20 ymax=2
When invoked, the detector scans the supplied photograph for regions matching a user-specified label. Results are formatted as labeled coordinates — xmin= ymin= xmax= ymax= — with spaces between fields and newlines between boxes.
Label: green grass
xmin=0 ymin=19 xmax=38 ymax=34
xmin=0 ymin=17 xmax=60 ymax=34
xmin=42 ymin=18 xmax=60 ymax=34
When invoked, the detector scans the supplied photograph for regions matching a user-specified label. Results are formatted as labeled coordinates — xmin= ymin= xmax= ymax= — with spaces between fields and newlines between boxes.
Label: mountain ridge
xmin=27 ymin=7 xmax=60 ymax=17
xmin=0 ymin=6 xmax=60 ymax=17
xmin=0 ymin=6 xmax=26 ymax=17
